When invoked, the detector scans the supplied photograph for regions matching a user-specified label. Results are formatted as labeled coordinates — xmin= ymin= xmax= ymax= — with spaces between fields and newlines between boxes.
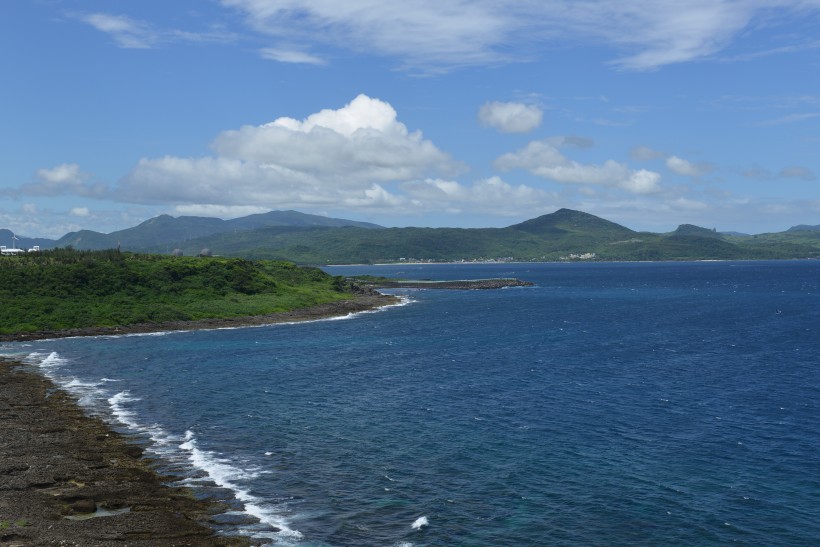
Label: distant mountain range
xmin=3 ymin=208 xmax=819 ymax=263
xmin=52 ymin=210 xmax=382 ymax=251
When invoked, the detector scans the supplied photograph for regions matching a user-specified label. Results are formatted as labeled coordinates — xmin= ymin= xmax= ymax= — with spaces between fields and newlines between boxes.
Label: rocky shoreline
xmin=0 ymin=358 xmax=260 ymax=546
xmin=0 ymin=292 xmax=401 ymax=545
xmin=361 ymin=278 xmax=534 ymax=290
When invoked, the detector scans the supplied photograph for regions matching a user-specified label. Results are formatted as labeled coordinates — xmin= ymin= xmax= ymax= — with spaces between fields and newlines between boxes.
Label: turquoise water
xmin=4 ymin=261 xmax=820 ymax=545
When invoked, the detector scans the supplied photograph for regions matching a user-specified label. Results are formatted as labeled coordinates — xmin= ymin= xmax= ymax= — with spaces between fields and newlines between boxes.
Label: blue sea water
xmin=3 ymin=261 xmax=820 ymax=545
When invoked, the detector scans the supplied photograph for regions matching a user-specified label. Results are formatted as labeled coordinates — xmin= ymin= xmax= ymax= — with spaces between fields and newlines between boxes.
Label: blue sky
xmin=2 ymin=0 xmax=820 ymax=238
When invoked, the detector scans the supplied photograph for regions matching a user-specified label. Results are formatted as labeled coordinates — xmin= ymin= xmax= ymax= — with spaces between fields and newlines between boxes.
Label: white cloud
xmin=666 ymin=155 xmax=712 ymax=177
xmin=79 ymin=13 xmax=157 ymax=48
xmin=478 ymin=102 xmax=543 ymax=133
xmin=71 ymin=207 xmax=91 ymax=217
xmin=222 ymin=0 xmax=508 ymax=69
xmin=259 ymin=47 xmax=326 ymax=65
xmin=117 ymin=95 xmax=460 ymax=211
xmin=263 ymin=94 xmax=405 ymax=137
xmin=37 ymin=163 xmax=89 ymax=184
xmin=402 ymin=176 xmax=558 ymax=216
xmin=495 ymin=140 xmax=662 ymax=194
xmin=77 ymin=12 xmax=236 ymax=49
xmin=20 ymin=163 xmax=106 ymax=198
xmin=341 ymin=184 xmax=407 ymax=208
xmin=173 ymin=204 xmax=271 ymax=218
xmin=220 ymin=0 xmax=820 ymax=71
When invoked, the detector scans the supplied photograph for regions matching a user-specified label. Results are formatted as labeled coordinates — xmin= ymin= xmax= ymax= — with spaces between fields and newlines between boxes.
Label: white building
xmin=0 ymin=246 xmax=26 ymax=256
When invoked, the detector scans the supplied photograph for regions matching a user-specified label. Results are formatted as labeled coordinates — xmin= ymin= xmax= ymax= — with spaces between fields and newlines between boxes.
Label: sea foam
xmin=411 ymin=516 xmax=429 ymax=529
xmin=179 ymin=430 xmax=302 ymax=542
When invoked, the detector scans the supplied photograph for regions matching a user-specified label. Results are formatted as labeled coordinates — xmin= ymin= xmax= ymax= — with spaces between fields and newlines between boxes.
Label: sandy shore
xmin=0 ymin=293 xmax=400 ymax=545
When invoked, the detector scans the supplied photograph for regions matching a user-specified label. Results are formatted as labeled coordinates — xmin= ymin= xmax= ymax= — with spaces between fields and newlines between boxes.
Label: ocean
xmin=3 ymin=261 xmax=819 ymax=546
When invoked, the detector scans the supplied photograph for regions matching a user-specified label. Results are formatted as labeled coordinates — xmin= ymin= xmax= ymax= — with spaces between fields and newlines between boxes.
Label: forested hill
xmin=4 ymin=208 xmax=820 ymax=263
xmin=161 ymin=209 xmax=820 ymax=263
xmin=0 ymin=249 xmax=361 ymax=336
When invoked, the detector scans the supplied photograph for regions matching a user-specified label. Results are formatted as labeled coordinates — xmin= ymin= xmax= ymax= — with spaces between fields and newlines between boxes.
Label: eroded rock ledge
xmin=0 ymin=358 xmax=259 ymax=546
xmin=361 ymin=278 xmax=534 ymax=290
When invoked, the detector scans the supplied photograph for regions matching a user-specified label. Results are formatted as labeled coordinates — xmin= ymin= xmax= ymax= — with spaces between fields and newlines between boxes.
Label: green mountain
xmin=511 ymin=208 xmax=635 ymax=238
xmin=5 ymin=208 xmax=820 ymax=264
xmin=160 ymin=209 xmax=820 ymax=263
xmin=787 ymin=224 xmax=820 ymax=232
xmin=669 ymin=224 xmax=721 ymax=238
xmin=55 ymin=210 xmax=382 ymax=251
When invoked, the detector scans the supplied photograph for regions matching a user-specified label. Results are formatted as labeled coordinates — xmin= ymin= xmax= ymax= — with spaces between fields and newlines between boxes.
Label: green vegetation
xmin=10 ymin=209 xmax=820 ymax=265
xmin=157 ymin=209 xmax=820 ymax=264
xmin=0 ymin=249 xmax=355 ymax=335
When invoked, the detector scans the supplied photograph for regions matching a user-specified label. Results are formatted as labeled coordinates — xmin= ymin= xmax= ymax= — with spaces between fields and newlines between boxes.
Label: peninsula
xmin=0 ymin=248 xmax=398 ymax=341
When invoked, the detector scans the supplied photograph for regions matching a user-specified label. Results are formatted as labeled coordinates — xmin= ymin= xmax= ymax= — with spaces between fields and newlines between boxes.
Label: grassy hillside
xmin=0 ymin=249 xmax=356 ymax=335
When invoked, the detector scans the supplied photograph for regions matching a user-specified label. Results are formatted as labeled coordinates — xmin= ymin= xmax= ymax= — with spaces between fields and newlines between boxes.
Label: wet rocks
xmin=0 ymin=358 xmax=259 ymax=546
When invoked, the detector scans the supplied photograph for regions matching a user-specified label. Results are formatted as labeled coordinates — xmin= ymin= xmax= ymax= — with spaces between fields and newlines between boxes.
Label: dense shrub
xmin=0 ymin=249 xmax=355 ymax=334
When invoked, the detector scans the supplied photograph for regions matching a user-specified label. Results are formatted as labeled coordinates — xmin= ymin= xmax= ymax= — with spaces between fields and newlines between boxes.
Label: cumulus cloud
xmin=117 ymin=95 xmax=459 ymax=211
xmin=494 ymin=140 xmax=662 ymax=194
xmin=71 ymin=207 xmax=91 ymax=217
xmin=220 ymin=0 xmax=820 ymax=71
xmin=402 ymin=176 xmax=558 ymax=216
xmin=479 ymin=102 xmax=543 ymax=133
xmin=665 ymin=155 xmax=712 ymax=177
xmin=19 ymin=163 xmax=107 ymax=198
xmin=37 ymin=163 xmax=89 ymax=185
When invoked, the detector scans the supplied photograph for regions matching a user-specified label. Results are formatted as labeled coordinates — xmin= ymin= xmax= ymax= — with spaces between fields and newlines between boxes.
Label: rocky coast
xmin=0 ymin=293 xmax=400 ymax=545
xmin=357 ymin=278 xmax=534 ymax=290
xmin=0 ymin=357 xmax=259 ymax=546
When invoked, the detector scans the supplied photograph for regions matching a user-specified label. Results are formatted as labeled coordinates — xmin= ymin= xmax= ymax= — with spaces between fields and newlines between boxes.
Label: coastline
xmin=0 ymin=357 xmax=258 ymax=546
xmin=0 ymin=292 xmax=400 ymax=545
xmin=0 ymin=293 xmax=400 ymax=342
